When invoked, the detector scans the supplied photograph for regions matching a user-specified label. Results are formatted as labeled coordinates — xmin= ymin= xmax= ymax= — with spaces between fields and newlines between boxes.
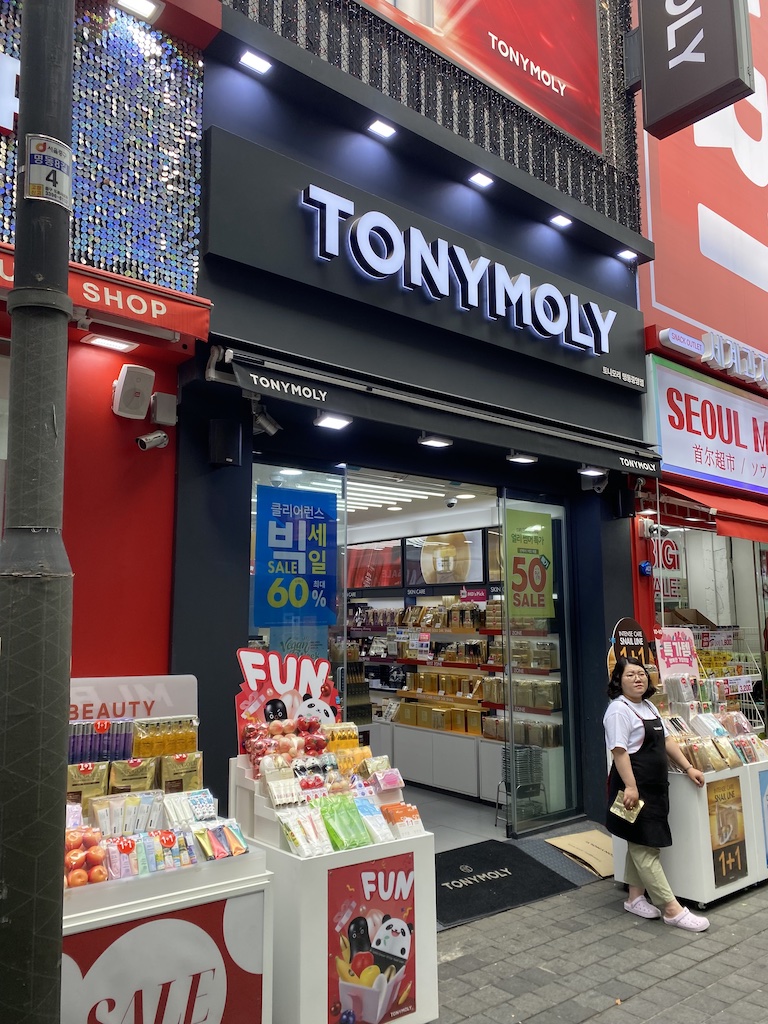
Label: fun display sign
xmin=235 ymin=649 xmax=341 ymax=736
xmin=327 ymin=853 xmax=416 ymax=1024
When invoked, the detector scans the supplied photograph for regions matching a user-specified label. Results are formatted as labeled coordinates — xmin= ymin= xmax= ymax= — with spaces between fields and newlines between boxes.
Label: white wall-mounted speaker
xmin=112 ymin=364 xmax=155 ymax=420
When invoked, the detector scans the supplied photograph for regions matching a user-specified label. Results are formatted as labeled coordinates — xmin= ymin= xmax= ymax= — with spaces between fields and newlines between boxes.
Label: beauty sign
xmin=235 ymin=648 xmax=341 ymax=736
xmin=252 ymin=485 xmax=337 ymax=629
xmin=504 ymin=510 xmax=554 ymax=618
xmin=328 ymin=853 xmax=416 ymax=1024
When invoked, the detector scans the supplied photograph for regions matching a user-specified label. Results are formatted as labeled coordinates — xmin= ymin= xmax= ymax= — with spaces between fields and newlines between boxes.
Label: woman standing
xmin=604 ymin=656 xmax=710 ymax=931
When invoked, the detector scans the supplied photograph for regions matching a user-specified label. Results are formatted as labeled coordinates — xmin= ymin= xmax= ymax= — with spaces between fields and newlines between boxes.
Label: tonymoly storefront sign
xmin=203 ymin=130 xmax=646 ymax=391
xmin=301 ymin=183 xmax=617 ymax=358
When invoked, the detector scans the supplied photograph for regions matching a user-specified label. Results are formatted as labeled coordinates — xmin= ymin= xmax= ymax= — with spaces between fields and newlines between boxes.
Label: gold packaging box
xmin=399 ymin=703 xmax=417 ymax=727
xmin=432 ymin=707 xmax=448 ymax=730
xmin=416 ymin=705 xmax=432 ymax=729
xmin=450 ymin=707 xmax=466 ymax=733
xmin=466 ymin=709 xmax=482 ymax=735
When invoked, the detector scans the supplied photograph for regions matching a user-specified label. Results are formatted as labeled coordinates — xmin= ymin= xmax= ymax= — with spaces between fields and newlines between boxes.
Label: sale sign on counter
xmin=62 ymin=893 xmax=265 ymax=1024
xmin=328 ymin=853 xmax=416 ymax=1024
xmin=504 ymin=509 xmax=554 ymax=618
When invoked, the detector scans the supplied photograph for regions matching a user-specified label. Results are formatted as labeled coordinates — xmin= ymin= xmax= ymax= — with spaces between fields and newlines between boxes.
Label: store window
xmin=500 ymin=493 xmax=575 ymax=832
xmin=249 ymin=462 xmax=577 ymax=834
xmin=641 ymin=490 xmax=766 ymax=734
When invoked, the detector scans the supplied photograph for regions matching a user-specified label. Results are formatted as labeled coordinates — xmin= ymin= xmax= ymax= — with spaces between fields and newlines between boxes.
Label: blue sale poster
xmin=253 ymin=486 xmax=337 ymax=628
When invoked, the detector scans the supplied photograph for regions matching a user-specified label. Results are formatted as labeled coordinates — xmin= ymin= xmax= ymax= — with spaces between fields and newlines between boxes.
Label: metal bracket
xmin=624 ymin=27 xmax=642 ymax=95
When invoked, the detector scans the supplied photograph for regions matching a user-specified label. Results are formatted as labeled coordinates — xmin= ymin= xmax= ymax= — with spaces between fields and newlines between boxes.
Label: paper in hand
xmin=610 ymin=790 xmax=644 ymax=823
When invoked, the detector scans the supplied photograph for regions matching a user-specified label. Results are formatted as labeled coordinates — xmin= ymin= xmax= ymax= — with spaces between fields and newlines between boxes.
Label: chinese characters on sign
xmin=654 ymin=358 xmax=768 ymax=496
xmin=253 ymin=486 xmax=337 ymax=629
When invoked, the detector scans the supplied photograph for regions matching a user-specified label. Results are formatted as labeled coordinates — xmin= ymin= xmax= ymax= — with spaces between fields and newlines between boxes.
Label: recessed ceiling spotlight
xmin=417 ymin=433 xmax=453 ymax=448
xmin=314 ymin=412 xmax=352 ymax=430
xmin=117 ymin=0 xmax=165 ymax=21
xmin=468 ymin=171 xmax=493 ymax=188
xmin=577 ymin=464 xmax=606 ymax=477
xmin=368 ymin=119 xmax=396 ymax=139
xmin=507 ymin=451 xmax=538 ymax=464
xmin=550 ymin=214 xmax=572 ymax=228
xmin=617 ymin=249 xmax=638 ymax=262
xmin=240 ymin=50 xmax=273 ymax=75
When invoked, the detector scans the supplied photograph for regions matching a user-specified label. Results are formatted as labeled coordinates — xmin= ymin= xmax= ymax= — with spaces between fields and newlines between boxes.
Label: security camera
xmin=592 ymin=478 xmax=608 ymax=495
xmin=270 ymin=474 xmax=284 ymax=488
xmin=648 ymin=524 xmax=669 ymax=538
xmin=446 ymin=496 xmax=458 ymax=508
xmin=136 ymin=430 xmax=169 ymax=451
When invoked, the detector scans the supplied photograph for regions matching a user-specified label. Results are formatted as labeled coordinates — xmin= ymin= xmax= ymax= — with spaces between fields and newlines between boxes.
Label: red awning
xmin=664 ymin=482 xmax=768 ymax=544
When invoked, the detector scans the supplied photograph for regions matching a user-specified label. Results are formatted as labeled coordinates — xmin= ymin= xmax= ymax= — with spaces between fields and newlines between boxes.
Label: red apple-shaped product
xmin=85 ymin=845 xmax=107 ymax=867
xmin=295 ymin=716 xmax=309 ymax=734
xmin=307 ymin=717 xmax=320 ymax=734
xmin=88 ymin=864 xmax=109 ymax=884
xmin=350 ymin=952 xmax=374 ymax=976
xmin=65 ymin=849 xmax=87 ymax=872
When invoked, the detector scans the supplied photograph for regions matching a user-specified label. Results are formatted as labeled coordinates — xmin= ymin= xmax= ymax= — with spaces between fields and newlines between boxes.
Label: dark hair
xmin=608 ymin=656 xmax=656 ymax=700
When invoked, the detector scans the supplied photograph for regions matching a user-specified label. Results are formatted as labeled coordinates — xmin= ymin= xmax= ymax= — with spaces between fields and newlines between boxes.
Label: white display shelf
xmin=613 ymin=761 xmax=768 ymax=907
xmin=252 ymin=833 xmax=439 ymax=1024
xmin=63 ymin=845 xmax=269 ymax=934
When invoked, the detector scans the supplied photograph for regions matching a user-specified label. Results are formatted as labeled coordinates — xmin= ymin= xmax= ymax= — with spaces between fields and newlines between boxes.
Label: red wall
xmin=64 ymin=344 xmax=178 ymax=676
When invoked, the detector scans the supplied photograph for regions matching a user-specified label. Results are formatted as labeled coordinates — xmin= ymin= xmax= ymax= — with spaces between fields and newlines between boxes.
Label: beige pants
xmin=625 ymin=842 xmax=675 ymax=908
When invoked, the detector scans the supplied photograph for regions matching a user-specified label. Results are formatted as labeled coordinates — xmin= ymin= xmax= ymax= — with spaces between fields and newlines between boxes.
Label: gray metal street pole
xmin=0 ymin=1 xmax=75 ymax=1021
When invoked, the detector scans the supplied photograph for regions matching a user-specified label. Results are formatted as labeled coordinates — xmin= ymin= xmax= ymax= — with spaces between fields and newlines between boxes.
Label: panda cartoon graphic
xmin=370 ymin=914 xmax=413 ymax=977
xmin=301 ymin=694 xmax=337 ymax=724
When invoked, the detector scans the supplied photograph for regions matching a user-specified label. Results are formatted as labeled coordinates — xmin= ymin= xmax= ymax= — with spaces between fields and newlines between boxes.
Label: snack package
xmin=712 ymin=736 xmax=743 ymax=769
xmin=354 ymin=797 xmax=394 ymax=843
xmin=109 ymin=757 xmax=158 ymax=794
xmin=159 ymin=752 xmax=203 ymax=793
xmin=67 ymin=762 xmax=109 ymax=816
xmin=320 ymin=794 xmax=370 ymax=851
xmin=370 ymin=768 xmax=405 ymax=793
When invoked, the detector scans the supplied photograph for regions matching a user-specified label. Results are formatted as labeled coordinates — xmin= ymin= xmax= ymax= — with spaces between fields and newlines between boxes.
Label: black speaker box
xmin=209 ymin=419 xmax=242 ymax=466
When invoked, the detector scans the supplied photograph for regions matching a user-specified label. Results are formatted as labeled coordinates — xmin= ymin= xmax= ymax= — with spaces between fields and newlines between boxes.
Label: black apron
xmin=605 ymin=702 xmax=672 ymax=848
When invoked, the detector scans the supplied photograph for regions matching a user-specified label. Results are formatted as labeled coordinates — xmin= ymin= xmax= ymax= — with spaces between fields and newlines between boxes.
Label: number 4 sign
xmin=24 ymin=133 xmax=73 ymax=211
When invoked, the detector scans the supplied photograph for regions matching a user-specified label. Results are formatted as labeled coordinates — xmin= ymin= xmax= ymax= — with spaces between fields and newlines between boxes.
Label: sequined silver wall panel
xmin=223 ymin=0 xmax=640 ymax=232
xmin=0 ymin=1 xmax=202 ymax=293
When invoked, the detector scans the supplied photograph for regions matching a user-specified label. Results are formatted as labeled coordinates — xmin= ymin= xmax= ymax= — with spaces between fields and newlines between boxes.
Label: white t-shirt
xmin=603 ymin=697 xmax=669 ymax=754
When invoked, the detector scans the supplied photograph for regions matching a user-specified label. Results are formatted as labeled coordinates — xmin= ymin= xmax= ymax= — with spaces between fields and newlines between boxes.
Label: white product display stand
xmin=612 ymin=762 xmax=768 ymax=907
xmin=62 ymin=850 xmax=273 ymax=1024
xmin=230 ymin=757 xmax=440 ymax=1024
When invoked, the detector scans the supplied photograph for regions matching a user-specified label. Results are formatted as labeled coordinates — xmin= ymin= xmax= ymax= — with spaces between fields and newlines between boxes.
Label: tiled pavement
xmin=433 ymin=876 xmax=768 ymax=1024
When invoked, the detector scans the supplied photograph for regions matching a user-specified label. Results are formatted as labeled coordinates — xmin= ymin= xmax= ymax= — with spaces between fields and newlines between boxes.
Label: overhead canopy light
xmin=550 ymin=214 xmax=572 ymax=228
xmin=617 ymin=249 xmax=638 ymax=262
xmin=468 ymin=171 xmax=493 ymax=188
xmin=577 ymin=464 xmax=607 ymax=477
xmin=314 ymin=412 xmax=352 ymax=430
xmin=116 ymin=0 xmax=165 ymax=21
xmin=240 ymin=50 xmax=273 ymax=75
xmin=368 ymin=120 xmax=396 ymax=139
xmin=81 ymin=334 xmax=139 ymax=353
xmin=417 ymin=433 xmax=453 ymax=448
xmin=507 ymin=450 xmax=538 ymax=464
